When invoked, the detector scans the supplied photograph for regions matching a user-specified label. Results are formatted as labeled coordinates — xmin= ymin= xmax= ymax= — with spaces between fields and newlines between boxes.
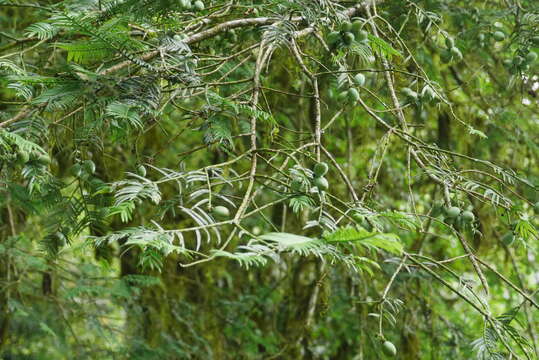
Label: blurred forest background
xmin=0 ymin=0 xmax=538 ymax=359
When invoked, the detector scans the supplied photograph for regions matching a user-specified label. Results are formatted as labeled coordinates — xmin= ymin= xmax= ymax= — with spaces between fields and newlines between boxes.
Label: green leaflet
xmin=368 ymin=34 xmax=403 ymax=59
xmin=323 ymin=227 xmax=404 ymax=255
xmin=259 ymin=229 xmax=403 ymax=256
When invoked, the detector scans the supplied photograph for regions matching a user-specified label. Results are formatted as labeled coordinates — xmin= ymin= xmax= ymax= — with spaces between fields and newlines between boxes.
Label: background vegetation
xmin=0 ymin=0 xmax=538 ymax=358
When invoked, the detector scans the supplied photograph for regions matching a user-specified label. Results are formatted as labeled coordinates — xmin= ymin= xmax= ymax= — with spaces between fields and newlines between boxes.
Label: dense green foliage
xmin=1 ymin=0 xmax=538 ymax=358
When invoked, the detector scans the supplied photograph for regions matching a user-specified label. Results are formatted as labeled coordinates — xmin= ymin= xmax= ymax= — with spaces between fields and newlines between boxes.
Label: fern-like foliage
xmin=323 ymin=226 xmax=404 ymax=255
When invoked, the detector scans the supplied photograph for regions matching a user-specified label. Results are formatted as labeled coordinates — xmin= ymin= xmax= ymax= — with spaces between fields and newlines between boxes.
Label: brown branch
xmin=0 ymin=106 xmax=36 ymax=129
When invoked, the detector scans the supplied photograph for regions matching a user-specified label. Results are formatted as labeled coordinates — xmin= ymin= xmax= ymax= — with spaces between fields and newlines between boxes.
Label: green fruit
xmin=341 ymin=22 xmax=353 ymax=32
xmin=533 ymin=201 xmax=539 ymax=213
xmin=347 ymin=88 xmax=360 ymax=102
xmin=478 ymin=33 xmax=485 ymax=42
xmin=137 ymin=165 xmax=147 ymax=177
xmin=314 ymin=176 xmax=329 ymax=191
xmin=353 ymin=73 xmax=366 ymax=87
xmin=351 ymin=20 xmax=362 ymax=35
xmin=461 ymin=211 xmax=475 ymax=223
xmin=492 ymin=31 xmax=505 ymax=41
xmin=445 ymin=37 xmax=455 ymax=49
xmin=356 ymin=30 xmax=368 ymax=42
xmin=501 ymin=232 xmax=515 ymax=246
xmin=445 ymin=206 xmax=461 ymax=218
xmin=193 ymin=0 xmax=204 ymax=10
xmin=82 ymin=160 xmax=96 ymax=174
xmin=212 ymin=206 xmax=230 ymax=219
xmin=16 ymin=150 xmax=30 ymax=164
xmin=327 ymin=31 xmax=341 ymax=46
xmin=313 ymin=162 xmax=329 ymax=177
xmin=450 ymin=47 xmax=463 ymax=61
xmin=36 ymin=154 xmax=51 ymax=166
xmin=70 ymin=163 xmax=82 ymax=177
xmin=513 ymin=56 xmax=524 ymax=66
xmin=440 ymin=49 xmax=452 ymax=63
xmin=343 ymin=32 xmax=355 ymax=45
xmin=352 ymin=213 xmax=373 ymax=231
xmin=382 ymin=340 xmax=397 ymax=357
xmin=525 ymin=52 xmax=537 ymax=63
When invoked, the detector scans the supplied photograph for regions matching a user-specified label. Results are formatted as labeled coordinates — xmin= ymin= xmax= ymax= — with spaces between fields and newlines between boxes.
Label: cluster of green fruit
xmin=476 ymin=30 xmax=510 ymax=48
xmin=437 ymin=206 xmax=475 ymax=227
xmin=70 ymin=160 xmax=97 ymax=179
xmin=15 ymin=148 xmax=50 ymax=167
xmin=179 ymin=0 xmax=205 ymax=10
xmin=69 ymin=160 xmax=113 ymax=193
xmin=401 ymin=84 xmax=438 ymax=105
xmin=476 ymin=30 xmax=507 ymax=45
xmin=504 ymin=50 xmax=537 ymax=73
xmin=327 ymin=20 xmax=369 ymax=48
xmin=312 ymin=162 xmax=329 ymax=192
xmin=440 ymin=37 xmax=463 ymax=64
xmin=336 ymin=74 xmax=365 ymax=104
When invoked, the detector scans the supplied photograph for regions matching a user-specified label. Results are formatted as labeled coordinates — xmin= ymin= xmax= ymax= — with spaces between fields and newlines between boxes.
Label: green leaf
xmin=211 ymin=249 xmax=269 ymax=269
xmin=259 ymin=232 xmax=313 ymax=246
xmin=57 ymin=41 xmax=114 ymax=64
xmin=324 ymin=227 xmax=403 ymax=255
xmin=106 ymin=101 xmax=143 ymax=129
xmin=368 ymin=34 xmax=402 ymax=59
xmin=39 ymin=322 xmax=57 ymax=338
